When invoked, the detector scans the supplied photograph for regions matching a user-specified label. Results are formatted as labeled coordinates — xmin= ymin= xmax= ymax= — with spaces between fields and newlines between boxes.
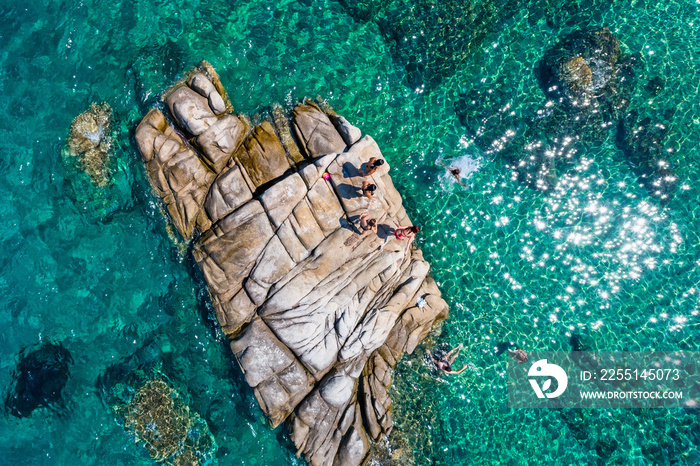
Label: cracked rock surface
xmin=135 ymin=60 xmax=448 ymax=465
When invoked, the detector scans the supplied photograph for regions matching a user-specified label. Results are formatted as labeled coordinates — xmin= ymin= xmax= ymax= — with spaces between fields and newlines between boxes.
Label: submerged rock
xmin=135 ymin=61 xmax=449 ymax=465
xmin=66 ymin=102 xmax=113 ymax=187
xmin=616 ymin=111 xmax=677 ymax=202
xmin=537 ymin=27 xmax=630 ymax=111
xmin=120 ymin=380 xmax=215 ymax=464
xmin=338 ymin=0 xmax=520 ymax=89
xmin=5 ymin=341 xmax=73 ymax=418
xmin=97 ymin=350 xmax=217 ymax=465
xmin=457 ymin=27 xmax=676 ymax=201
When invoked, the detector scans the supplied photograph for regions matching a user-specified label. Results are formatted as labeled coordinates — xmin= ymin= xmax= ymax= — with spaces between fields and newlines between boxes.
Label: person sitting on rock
xmin=358 ymin=212 xmax=378 ymax=236
xmin=362 ymin=181 xmax=377 ymax=199
xmin=508 ymin=348 xmax=528 ymax=364
xmin=360 ymin=157 xmax=385 ymax=177
xmin=427 ymin=344 xmax=469 ymax=375
xmin=393 ymin=222 xmax=420 ymax=245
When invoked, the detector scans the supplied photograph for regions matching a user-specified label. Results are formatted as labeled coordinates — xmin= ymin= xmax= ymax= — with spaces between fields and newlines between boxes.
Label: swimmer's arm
xmin=446 ymin=364 xmax=469 ymax=375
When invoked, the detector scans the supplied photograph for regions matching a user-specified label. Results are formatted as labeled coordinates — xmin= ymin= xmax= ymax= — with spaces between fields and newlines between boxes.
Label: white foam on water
xmin=437 ymin=153 xmax=482 ymax=187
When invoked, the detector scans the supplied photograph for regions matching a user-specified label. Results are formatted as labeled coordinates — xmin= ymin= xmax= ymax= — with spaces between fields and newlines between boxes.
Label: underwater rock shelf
xmin=135 ymin=61 xmax=448 ymax=465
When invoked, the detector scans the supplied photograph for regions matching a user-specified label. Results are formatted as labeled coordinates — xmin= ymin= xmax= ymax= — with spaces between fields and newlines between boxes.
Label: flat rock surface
xmin=135 ymin=61 xmax=448 ymax=466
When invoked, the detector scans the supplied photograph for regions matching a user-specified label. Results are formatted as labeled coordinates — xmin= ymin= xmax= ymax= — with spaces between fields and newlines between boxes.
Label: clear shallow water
xmin=0 ymin=0 xmax=699 ymax=464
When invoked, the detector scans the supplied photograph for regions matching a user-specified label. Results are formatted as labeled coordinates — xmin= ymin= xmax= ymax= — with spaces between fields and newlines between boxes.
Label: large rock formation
xmin=135 ymin=61 xmax=448 ymax=465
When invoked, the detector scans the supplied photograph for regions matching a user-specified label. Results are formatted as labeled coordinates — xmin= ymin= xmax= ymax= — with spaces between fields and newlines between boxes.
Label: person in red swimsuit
xmin=393 ymin=223 xmax=420 ymax=244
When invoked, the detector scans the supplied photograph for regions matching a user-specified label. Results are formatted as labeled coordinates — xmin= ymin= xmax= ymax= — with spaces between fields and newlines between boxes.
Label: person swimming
xmin=427 ymin=343 xmax=469 ymax=375
xmin=509 ymin=349 xmax=528 ymax=364
xmin=439 ymin=160 xmax=468 ymax=187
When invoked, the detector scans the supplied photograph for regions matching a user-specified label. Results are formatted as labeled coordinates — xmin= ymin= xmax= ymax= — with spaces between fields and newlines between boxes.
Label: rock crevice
xmin=135 ymin=60 xmax=448 ymax=465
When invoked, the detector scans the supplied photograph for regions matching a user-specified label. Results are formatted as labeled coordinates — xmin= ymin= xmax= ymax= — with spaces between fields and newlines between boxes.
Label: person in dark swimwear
xmin=427 ymin=344 xmax=469 ymax=375
xmin=439 ymin=161 xmax=467 ymax=187
xmin=358 ymin=212 xmax=378 ymax=236
xmin=360 ymin=157 xmax=385 ymax=177
xmin=508 ymin=348 xmax=528 ymax=364
xmin=362 ymin=181 xmax=377 ymax=199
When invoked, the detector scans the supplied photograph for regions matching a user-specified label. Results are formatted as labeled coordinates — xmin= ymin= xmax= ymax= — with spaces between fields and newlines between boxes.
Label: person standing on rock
xmin=358 ymin=212 xmax=378 ymax=236
xmin=362 ymin=181 xmax=377 ymax=199
xmin=427 ymin=344 xmax=469 ymax=375
xmin=360 ymin=157 xmax=385 ymax=177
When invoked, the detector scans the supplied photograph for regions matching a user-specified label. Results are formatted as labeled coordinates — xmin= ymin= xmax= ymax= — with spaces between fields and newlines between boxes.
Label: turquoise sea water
xmin=1 ymin=0 xmax=699 ymax=464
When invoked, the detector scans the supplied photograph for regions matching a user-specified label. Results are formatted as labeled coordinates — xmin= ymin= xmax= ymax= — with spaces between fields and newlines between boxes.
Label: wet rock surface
xmin=135 ymin=60 xmax=448 ymax=465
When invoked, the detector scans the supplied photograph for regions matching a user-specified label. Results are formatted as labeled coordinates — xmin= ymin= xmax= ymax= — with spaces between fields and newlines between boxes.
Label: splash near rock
xmin=66 ymin=102 xmax=114 ymax=187
xmin=5 ymin=342 xmax=73 ymax=418
xmin=134 ymin=61 xmax=449 ymax=465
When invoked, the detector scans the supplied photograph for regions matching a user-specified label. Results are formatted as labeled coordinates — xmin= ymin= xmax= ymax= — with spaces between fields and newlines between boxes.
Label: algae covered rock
xmin=537 ymin=27 xmax=630 ymax=111
xmin=66 ymin=102 xmax=114 ymax=187
xmin=97 ymin=347 xmax=216 ymax=466
xmin=111 ymin=378 xmax=215 ymax=465
xmin=5 ymin=341 xmax=73 ymax=418
xmin=120 ymin=380 xmax=214 ymax=464
xmin=560 ymin=56 xmax=593 ymax=93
